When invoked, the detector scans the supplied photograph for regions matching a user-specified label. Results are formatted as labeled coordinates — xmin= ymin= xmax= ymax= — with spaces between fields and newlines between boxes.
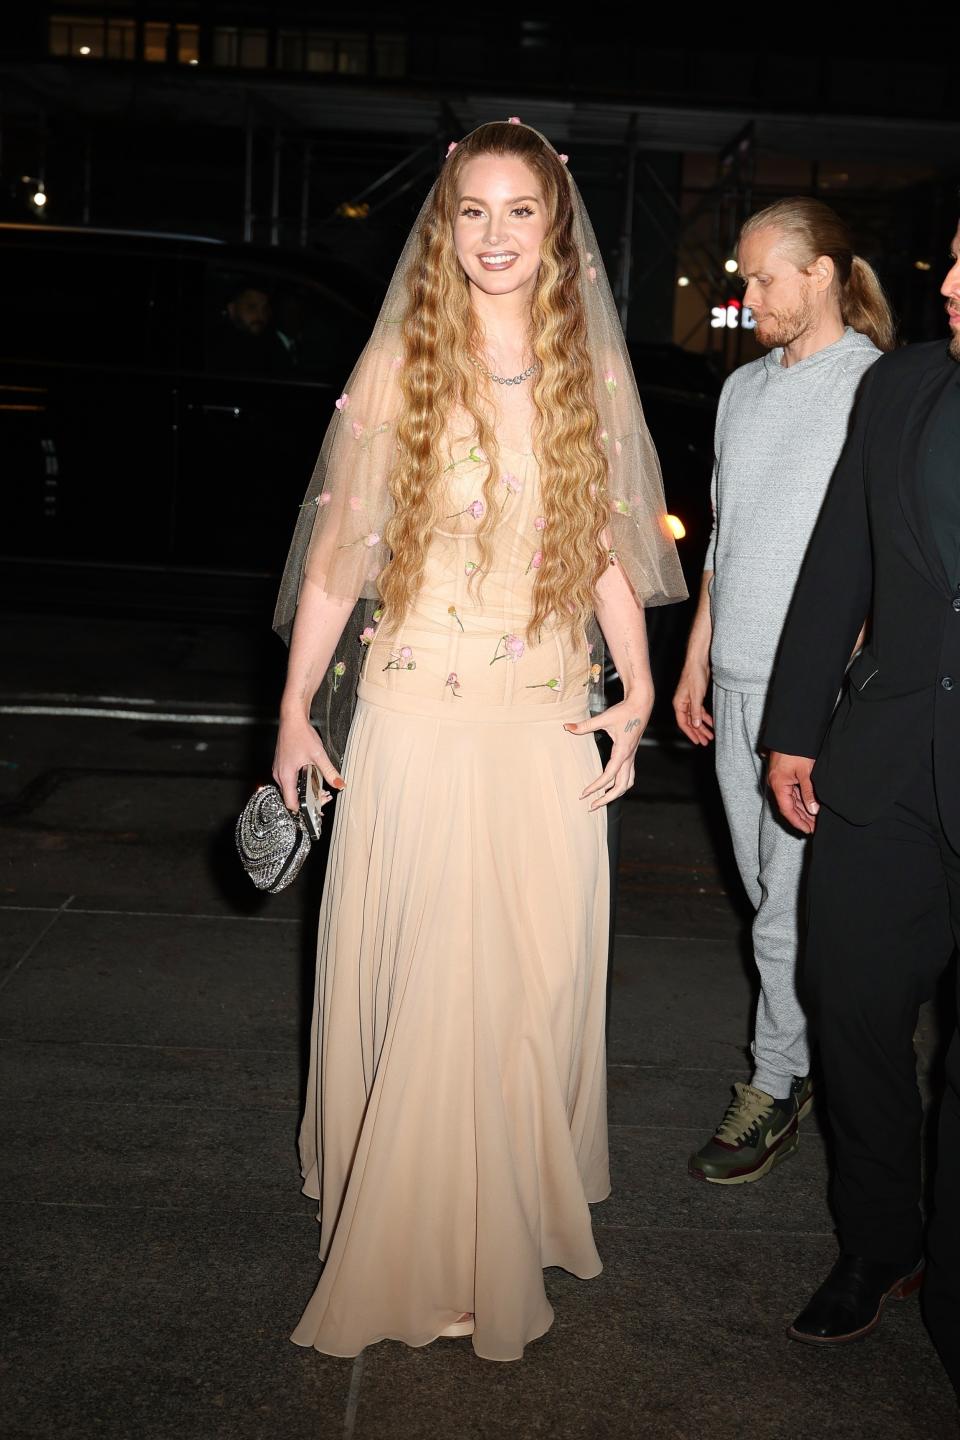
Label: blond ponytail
xmin=740 ymin=198 xmax=896 ymax=352
xmin=843 ymin=255 xmax=895 ymax=352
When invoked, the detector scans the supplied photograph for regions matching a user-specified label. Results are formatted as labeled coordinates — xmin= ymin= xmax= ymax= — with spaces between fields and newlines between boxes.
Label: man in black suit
xmin=763 ymin=224 xmax=960 ymax=1394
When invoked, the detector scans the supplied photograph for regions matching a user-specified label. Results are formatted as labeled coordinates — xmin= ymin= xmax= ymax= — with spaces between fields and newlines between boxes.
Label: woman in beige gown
xmin=272 ymin=120 xmax=686 ymax=1362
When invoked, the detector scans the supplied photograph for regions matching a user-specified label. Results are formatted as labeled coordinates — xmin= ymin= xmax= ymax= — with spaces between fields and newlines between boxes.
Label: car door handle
xmin=187 ymin=403 xmax=242 ymax=417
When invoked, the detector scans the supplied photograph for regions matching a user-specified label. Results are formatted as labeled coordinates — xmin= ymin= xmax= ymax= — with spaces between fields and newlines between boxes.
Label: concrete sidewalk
xmin=0 ymin=610 xmax=956 ymax=1440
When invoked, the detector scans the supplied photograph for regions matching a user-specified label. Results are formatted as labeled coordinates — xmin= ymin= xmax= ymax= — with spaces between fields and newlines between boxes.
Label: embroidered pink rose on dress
xmin=364 ymin=532 xmax=380 ymax=547
xmin=446 ymin=672 xmax=462 ymax=696
xmin=534 ymin=516 xmax=546 ymax=532
xmin=500 ymin=473 xmax=522 ymax=495
xmin=491 ymin=634 xmax=524 ymax=665
xmin=318 ymin=492 xmax=332 ymax=506
xmin=351 ymin=421 xmax=365 ymax=440
xmin=359 ymin=627 xmax=376 ymax=645
xmin=384 ymin=646 xmax=416 ymax=672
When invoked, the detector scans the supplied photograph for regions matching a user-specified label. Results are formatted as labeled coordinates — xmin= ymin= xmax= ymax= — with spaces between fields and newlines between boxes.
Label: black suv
xmin=1 ymin=224 xmax=717 ymax=688
xmin=1 ymin=223 xmax=374 ymax=576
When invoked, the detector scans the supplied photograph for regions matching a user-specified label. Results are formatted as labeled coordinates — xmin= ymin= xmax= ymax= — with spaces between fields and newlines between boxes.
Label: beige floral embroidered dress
xmin=291 ymin=434 xmax=611 ymax=1363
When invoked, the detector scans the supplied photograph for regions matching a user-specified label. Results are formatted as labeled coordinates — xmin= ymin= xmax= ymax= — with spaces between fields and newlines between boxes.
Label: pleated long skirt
xmin=291 ymin=685 xmax=611 ymax=1362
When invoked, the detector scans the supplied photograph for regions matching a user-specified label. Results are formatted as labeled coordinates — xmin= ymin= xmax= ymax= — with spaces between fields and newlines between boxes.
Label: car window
xmin=204 ymin=265 xmax=358 ymax=381
xmin=0 ymin=246 xmax=160 ymax=367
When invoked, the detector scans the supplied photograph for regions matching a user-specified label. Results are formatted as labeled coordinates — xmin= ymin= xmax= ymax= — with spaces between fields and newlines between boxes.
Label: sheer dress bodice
xmin=359 ymin=441 xmax=594 ymax=715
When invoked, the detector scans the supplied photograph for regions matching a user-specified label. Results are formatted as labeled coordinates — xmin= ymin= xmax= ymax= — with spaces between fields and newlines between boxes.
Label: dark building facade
xmin=2 ymin=8 xmax=959 ymax=356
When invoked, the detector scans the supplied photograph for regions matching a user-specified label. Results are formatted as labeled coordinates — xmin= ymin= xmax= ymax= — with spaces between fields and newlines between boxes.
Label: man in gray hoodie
xmin=673 ymin=198 xmax=892 ymax=1185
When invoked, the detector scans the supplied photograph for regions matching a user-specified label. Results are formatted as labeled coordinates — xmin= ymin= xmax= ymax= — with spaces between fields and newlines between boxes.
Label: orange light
xmin=665 ymin=514 xmax=686 ymax=540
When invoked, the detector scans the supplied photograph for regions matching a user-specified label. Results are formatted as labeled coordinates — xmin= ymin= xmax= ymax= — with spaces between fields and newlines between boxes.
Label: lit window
xmin=144 ymin=22 xmax=170 ymax=63
xmin=49 ymin=20 xmax=70 ymax=56
xmin=239 ymin=29 xmax=267 ymax=68
xmin=212 ymin=27 xmax=238 ymax=66
xmin=49 ymin=16 xmax=106 ymax=58
xmin=106 ymin=19 xmax=135 ymax=60
xmin=177 ymin=24 xmax=199 ymax=65
xmin=305 ymin=33 xmax=335 ymax=73
xmin=336 ymin=35 xmax=367 ymax=75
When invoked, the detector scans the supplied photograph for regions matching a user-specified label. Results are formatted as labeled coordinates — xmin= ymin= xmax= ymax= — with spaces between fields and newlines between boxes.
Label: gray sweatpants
xmin=713 ymin=685 xmax=810 ymax=1098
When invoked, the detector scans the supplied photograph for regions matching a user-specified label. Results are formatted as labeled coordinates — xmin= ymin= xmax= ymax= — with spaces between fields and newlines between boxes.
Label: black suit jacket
xmin=763 ymin=340 xmax=960 ymax=848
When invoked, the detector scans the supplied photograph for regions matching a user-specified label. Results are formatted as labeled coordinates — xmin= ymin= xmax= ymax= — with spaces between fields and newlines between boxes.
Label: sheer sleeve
xmin=594 ymin=357 xmax=688 ymax=609
xmin=571 ymin=190 xmax=687 ymax=611
xmin=273 ymin=337 xmax=403 ymax=640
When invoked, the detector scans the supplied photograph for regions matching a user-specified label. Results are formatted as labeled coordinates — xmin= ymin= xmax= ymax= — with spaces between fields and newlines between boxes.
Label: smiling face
xmin=942 ymin=220 xmax=960 ymax=361
xmin=738 ymin=226 xmax=826 ymax=351
xmin=453 ymin=154 xmax=549 ymax=303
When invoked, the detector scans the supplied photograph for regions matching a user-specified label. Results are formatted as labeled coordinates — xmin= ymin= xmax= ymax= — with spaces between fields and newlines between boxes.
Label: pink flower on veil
xmin=446 ymin=141 xmax=458 ymax=157
xmin=335 ymin=394 xmax=350 ymax=411
xmin=558 ymin=154 xmax=569 ymax=165
xmin=508 ymin=116 xmax=521 ymax=124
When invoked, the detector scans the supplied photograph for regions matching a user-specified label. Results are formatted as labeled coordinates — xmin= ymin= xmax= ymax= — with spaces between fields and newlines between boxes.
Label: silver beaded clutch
xmin=235 ymin=783 xmax=311 ymax=892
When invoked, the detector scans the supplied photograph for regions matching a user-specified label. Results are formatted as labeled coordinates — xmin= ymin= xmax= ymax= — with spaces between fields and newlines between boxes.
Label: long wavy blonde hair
xmin=378 ymin=122 xmax=610 ymax=639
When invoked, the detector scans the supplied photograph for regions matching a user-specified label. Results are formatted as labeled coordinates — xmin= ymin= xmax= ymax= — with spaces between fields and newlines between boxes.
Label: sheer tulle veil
xmin=273 ymin=119 xmax=687 ymax=765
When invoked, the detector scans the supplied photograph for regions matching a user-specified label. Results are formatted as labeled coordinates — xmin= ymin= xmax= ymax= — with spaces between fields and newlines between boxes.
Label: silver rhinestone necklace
xmin=468 ymin=354 xmax=539 ymax=387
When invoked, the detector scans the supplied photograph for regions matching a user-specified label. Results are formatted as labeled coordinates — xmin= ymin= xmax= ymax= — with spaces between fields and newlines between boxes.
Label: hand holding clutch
xmin=236 ymin=766 xmax=332 ymax=892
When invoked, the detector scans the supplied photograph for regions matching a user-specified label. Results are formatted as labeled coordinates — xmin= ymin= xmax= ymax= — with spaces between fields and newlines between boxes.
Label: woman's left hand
xmin=564 ymin=691 xmax=654 ymax=810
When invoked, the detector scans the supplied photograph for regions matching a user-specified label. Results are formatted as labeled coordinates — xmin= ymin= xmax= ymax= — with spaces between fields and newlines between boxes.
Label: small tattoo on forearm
xmin=624 ymin=718 xmax=642 ymax=734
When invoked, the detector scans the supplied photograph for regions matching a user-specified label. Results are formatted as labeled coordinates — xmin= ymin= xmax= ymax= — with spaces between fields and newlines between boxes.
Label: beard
xmin=950 ymin=329 xmax=960 ymax=362
xmin=753 ymin=289 xmax=816 ymax=351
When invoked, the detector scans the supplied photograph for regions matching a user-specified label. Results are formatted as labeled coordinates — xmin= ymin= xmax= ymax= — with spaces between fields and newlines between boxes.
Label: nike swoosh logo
xmin=765 ymin=1116 xmax=794 ymax=1150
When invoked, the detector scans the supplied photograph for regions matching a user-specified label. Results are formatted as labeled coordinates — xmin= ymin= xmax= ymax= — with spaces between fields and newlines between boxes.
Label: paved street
xmin=1 ymin=604 xmax=957 ymax=1440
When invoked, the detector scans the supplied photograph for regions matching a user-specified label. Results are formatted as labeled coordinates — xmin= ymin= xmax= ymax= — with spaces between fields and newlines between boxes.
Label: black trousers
xmin=806 ymin=748 xmax=960 ymax=1392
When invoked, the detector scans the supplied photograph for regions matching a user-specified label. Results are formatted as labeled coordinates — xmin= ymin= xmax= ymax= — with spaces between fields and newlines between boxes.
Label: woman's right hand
xmin=272 ymin=709 xmax=345 ymax=811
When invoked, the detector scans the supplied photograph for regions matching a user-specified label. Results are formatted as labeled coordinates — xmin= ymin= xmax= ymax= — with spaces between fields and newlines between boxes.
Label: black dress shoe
xmin=787 ymin=1253 xmax=925 ymax=1345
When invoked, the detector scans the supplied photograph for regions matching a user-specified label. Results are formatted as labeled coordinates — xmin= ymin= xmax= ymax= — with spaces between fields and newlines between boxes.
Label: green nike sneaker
xmin=792 ymin=1074 xmax=814 ymax=1122
xmin=688 ymin=1082 xmax=799 ymax=1185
